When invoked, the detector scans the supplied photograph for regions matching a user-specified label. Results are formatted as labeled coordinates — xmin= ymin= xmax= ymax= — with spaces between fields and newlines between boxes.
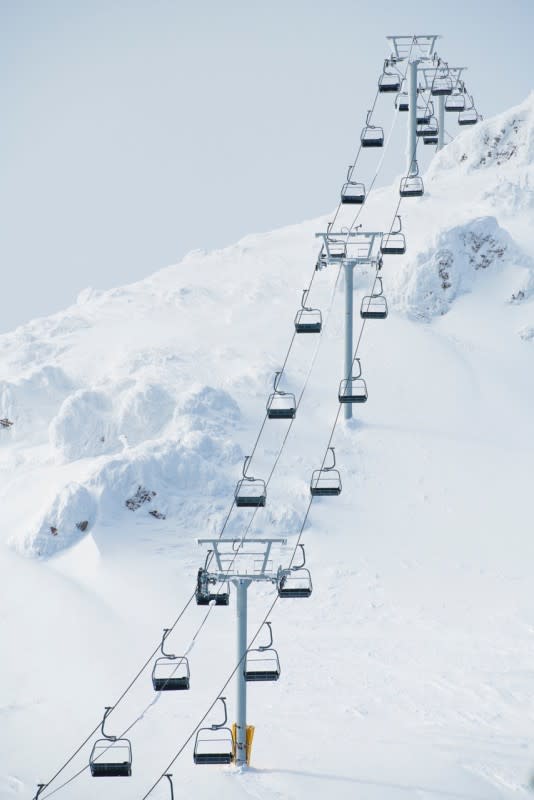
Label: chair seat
xmin=244 ymin=670 xmax=280 ymax=681
xmin=295 ymin=322 xmax=321 ymax=333
xmin=152 ymin=677 xmax=190 ymax=691
xmin=91 ymin=763 xmax=131 ymax=777
xmin=194 ymin=753 xmax=233 ymax=765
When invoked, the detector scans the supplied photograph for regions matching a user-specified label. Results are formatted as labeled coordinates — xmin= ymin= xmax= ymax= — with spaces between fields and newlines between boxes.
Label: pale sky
xmin=1 ymin=0 xmax=532 ymax=332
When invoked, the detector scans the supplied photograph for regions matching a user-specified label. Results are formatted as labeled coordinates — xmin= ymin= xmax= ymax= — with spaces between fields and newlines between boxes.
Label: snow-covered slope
xmin=2 ymin=94 xmax=534 ymax=800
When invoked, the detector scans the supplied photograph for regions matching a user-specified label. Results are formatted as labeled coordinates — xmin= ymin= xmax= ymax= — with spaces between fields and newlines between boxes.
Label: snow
xmin=2 ymin=94 xmax=534 ymax=800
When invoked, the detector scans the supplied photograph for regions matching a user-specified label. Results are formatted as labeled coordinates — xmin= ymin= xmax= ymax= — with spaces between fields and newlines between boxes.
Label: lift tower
xmin=197 ymin=538 xmax=287 ymax=767
xmin=315 ymin=229 xmax=383 ymax=421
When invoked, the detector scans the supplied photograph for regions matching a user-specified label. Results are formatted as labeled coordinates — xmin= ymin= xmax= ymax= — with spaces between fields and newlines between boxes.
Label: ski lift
xmin=0 ymin=418 xmax=13 ymax=429
xmin=416 ymin=98 xmax=434 ymax=125
xmin=431 ymin=72 xmax=453 ymax=96
xmin=338 ymin=357 xmax=368 ymax=403
xmin=458 ymin=97 xmax=479 ymax=126
xmin=445 ymin=90 xmax=466 ymax=112
xmin=310 ymin=446 xmax=342 ymax=496
xmin=417 ymin=117 xmax=438 ymax=137
xmin=399 ymin=162 xmax=424 ymax=198
xmin=163 ymin=774 xmax=175 ymax=800
xmin=33 ymin=786 xmax=46 ymax=800
xmin=360 ymin=276 xmax=388 ymax=319
xmin=361 ymin=110 xmax=384 ymax=148
xmin=341 ymin=167 xmax=366 ymax=204
xmin=193 ymin=697 xmax=234 ymax=765
xmin=423 ymin=134 xmax=438 ymax=145
xmin=89 ymin=707 xmax=132 ymax=777
xmin=395 ymin=91 xmax=409 ymax=112
xmin=277 ymin=544 xmax=313 ymax=598
xmin=244 ymin=621 xmax=281 ymax=681
xmin=267 ymin=371 xmax=296 ymax=420
xmin=381 ymin=215 xmax=406 ymax=255
xmin=196 ymin=552 xmax=230 ymax=606
xmin=152 ymin=628 xmax=190 ymax=691
xmin=378 ymin=61 xmax=401 ymax=93
xmin=235 ymin=456 xmax=266 ymax=508
xmin=327 ymin=237 xmax=347 ymax=259
xmin=294 ymin=288 xmax=322 ymax=333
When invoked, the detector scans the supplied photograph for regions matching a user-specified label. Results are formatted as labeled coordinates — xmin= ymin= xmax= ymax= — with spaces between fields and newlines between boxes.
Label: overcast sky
xmin=1 ymin=0 xmax=532 ymax=332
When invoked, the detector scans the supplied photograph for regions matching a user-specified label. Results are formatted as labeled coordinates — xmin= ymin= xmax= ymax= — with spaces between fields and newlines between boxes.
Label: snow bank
xmin=116 ymin=382 xmax=176 ymax=446
xmin=13 ymin=482 xmax=97 ymax=559
xmin=49 ymin=389 xmax=121 ymax=461
xmin=390 ymin=216 xmax=533 ymax=319
xmin=0 ymin=365 xmax=73 ymax=440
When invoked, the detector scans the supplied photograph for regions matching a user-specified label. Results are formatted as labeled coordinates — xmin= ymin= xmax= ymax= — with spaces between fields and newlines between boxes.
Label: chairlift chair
xmin=378 ymin=61 xmax=401 ymax=93
xmin=244 ymin=622 xmax=281 ymax=681
xmin=380 ymin=215 xmax=406 ymax=255
xmin=267 ymin=371 xmax=296 ymax=420
xmin=431 ymin=75 xmax=453 ymax=96
xmin=360 ymin=276 xmax=388 ymax=319
xmin=294 ymin=289 xmax=322 ymax=333
xmin=416 ymin=117 xmax=438 ymax=137
xmin=399 ymin=163 xmax=424 ymax=198
xmin=341 ymin=172 xmax=366 ymax=204
xmin=458 ymin=98 xmax=479 ymax=126
xmin=90 ymin=707 xmax=132 ymax=777
xmin=194 ymin=697 xmax=234 ymax=765
xmin=152 ymin=629 xmax=190 ymax=691
xmin=310 ymin=446 xmax=342 ymax=496
xmin=424 ymin=134 xmax=438 ymax=145
xmin=327 ymin=238 xmax=347 ymax=260
xmin=338 ymin=358 xmax=368 ymax=403
xmin=235 ymin=456 xmax=266 ymax=507
xmin=361 ymin=110 xmax=384 ymax=148
xmin=445 ymin=92 xmax=466 ymax=112
xmin=395 ymin=91 xmax=409 ymax=112
xmin=416 ymin=99 xmax=434 ymax=125
xmin=277 ymin=544 xmax=313 ymax=598
xmin=196 ymin=552 xmax=230 ymax=606
xmin=164 ymin=774 xmax=175 ymax=800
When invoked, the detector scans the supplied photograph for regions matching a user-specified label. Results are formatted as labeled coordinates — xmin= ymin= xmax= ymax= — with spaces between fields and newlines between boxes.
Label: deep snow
xmin=2 ymin=93 xmax=534 ymax=800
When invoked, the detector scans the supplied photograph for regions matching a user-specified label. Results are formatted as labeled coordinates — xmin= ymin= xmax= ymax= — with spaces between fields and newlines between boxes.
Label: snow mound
xmin=93 ymin=431 xmax=242 ymax=523
xmin=117 ymin=382 xmax=176 ymax=446
xmin=13 ymin=482 xmax=97 ymax=559
xmin=390 ymin=216 xmax=532 ymax=319
xmin=0 ymin=365 xmax=73 ymax=440
xmin=174 ymin=384 xmax=241 ymax=433
xmin=49 ymin=389 xmax=121 ymax=461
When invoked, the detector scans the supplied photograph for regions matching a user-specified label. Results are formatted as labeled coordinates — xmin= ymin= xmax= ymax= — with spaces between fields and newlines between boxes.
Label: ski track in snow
xmin=2 ymin=94 xmax=534 ymax=799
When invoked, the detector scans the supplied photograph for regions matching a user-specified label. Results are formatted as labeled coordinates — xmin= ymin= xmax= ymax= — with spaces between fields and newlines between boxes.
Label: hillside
xmin=2 ymin=94 xmax=534 ymax=800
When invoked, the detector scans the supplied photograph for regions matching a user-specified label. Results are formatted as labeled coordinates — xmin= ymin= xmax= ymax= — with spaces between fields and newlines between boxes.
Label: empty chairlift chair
xmin=163 ymin=774 xmax=175 ymax=800
xmin=378 ymin=61 xmax=401 ymax=93
xmin=380 ymin=215 xmax=406 ymax=255
xmin=193 ymin=697 xmax=234 ymax=765
xmin=152 ymin=628 xmax=190 ymax=691
xmin=277 ymin=544 xmax=313 ymax=598
xmin=90 ymin=707 xmax=132 ymax=777
xmin=338 ymin=357 xmax=368 ymax=404
xmin=267 ymin=371 xmax=296 ymax=420
xmin=341 ymin=165 xmax=366 ymax=204
xmin=416 ymin=117 xmax=438 ymax=138
xmin=244 ymin=621 xmax=281 ymax=681
xmin=294 ymin=288 xmax=322 ymax=333
xmin=416 ymin=98 xmax=434 ymax=125
xmin=445 ymin=87 xmax=466 ymax=112
xmin=395 ymin=90 xmax=409 ymax=111
xmin=310 ymin=446 xmax=342 ymax=497
xmin=431 ymin=72 xmax=453 ymax=96
xmin=326 ymin=236 xmax=347 ymax=260
xmin=458 ymin=96 xmax=480 ymax=126
xmin=399 ymin=162 xmax=424 ymax=198
xmin=360 ymin=276 xmax=388 ymax=319
xmin=361 ymin=110 xmax=384 ymax=148
xmin=235 ymin=456 xmax=266 ymax=508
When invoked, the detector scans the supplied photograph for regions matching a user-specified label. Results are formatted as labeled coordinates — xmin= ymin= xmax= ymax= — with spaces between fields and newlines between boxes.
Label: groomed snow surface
xmin=2 ymin=94 xmax=534 ymax=800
